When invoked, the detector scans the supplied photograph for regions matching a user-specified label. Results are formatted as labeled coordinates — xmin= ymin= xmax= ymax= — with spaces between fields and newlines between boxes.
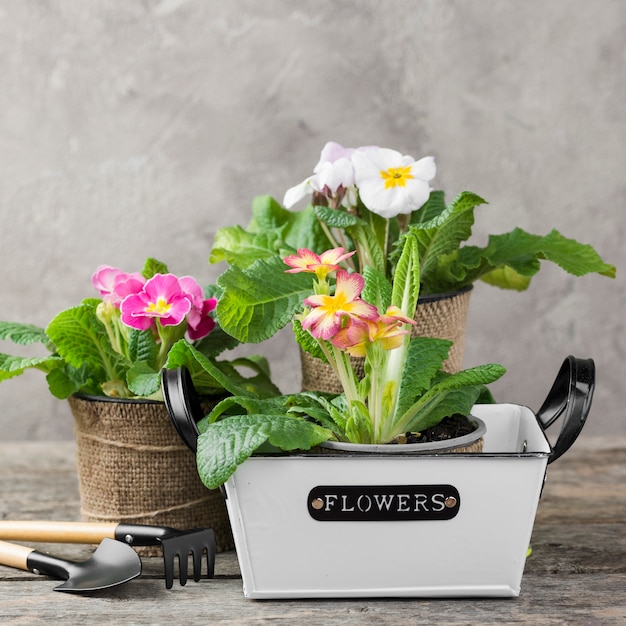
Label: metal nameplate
xmin=307 ymin=484 xmax=460 ymax=521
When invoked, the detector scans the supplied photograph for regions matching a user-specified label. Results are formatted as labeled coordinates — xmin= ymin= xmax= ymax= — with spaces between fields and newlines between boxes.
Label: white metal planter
xmin=163 ymin=356 xmax=594 ymax=599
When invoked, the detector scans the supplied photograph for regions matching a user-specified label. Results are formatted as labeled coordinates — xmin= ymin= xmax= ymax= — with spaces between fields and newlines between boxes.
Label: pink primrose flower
xmin=178 ymin=275 xmax=218 ymax=340
xmin=284 ymin=247 xmax=356 ymax=280
xmin=186 ymin=296 xmax=218 ymax=340
xmin=92 ymin=265 xmax=146 ymax=307
xmin=301 ymin=270 xmax=378 ymax=340
xmin=120 ymin=274 xmax=192 ymax=331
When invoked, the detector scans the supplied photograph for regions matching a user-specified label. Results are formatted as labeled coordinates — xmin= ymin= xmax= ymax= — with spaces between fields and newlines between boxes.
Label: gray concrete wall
xmin=0 ymin=1 xmax=623 ymax=440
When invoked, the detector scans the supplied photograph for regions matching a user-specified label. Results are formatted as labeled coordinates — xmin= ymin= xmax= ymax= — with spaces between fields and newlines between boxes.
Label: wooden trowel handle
xmin=0 ymin=540 xmax=34 ymax=571
xmin=0 ymin=521 xmax=118 ymax=543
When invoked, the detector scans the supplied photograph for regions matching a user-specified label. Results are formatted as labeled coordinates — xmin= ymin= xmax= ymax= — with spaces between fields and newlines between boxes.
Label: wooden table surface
xmin=0 ymin=438 xmax=625 ymax=625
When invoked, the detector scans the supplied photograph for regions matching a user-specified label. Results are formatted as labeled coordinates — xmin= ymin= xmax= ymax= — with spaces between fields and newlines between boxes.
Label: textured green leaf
xmin=396 ymin=364 xmax=506 ymax=434
xmin=315 ymin=205 xmax=361 ymax=229
xmin=196 ymin=414 xmax=332 ymax=489
xmin=209 ymin=226 xmax=282 ymax=268
xmin=249 ymin=195 xmax=328 ymax=252
xmin=437 ymin=227 xmax=616 ymax=292
xmin=192 ymin=325 xmax=240 ymax=359
xmin=410 ymin=190 xmax=447 ymax=224
xmin=362 ymin=266 xmax=392 ymax=311
xmin=216 ymin=256 xmax=314 ymax=343
xmin=45 ymin=305 xmax=126 ymax=384
xmin=142 ymin=258 xmax=169 ymax=279
xmin=394 ymin=337 xmax=452 ymax=419
xmin=126 ymin=362 xmax=160 ymax=397
xmin=480 ymin=266 xmax=532 ymax=291
xmin=406 ymin=386 xmax=484 ymax=433
xmin=412 ymin=191 xmax=484 ymax=289
xmin=128 ymin=329 xmax=158 ymax=368
xmin=197 ymin=417 xmax=273 ymax=489
xmin=0 ymin=353 xmax=62 ymax=381
xmin=0 ymin=322 xmax=50 ymax=346
xmin=292 ymin=318 xmax=327 ymax=362
xmin=164 ymin=340 xmax=279 ymax=398
xmin=391 ymin=230 xmax=420 ymax=316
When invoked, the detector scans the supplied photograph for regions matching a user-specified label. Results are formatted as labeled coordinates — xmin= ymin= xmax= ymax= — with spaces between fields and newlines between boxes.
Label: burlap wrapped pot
xmin=68 ymin=394 xmax=233 ymax=556
xmin=301 ymin=287 xmax=472 ymax=395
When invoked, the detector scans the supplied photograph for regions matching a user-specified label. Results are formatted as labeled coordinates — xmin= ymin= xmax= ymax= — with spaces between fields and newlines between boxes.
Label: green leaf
xmin=164 ymin=340 xmax=279 ymax=398
xmin=345 ymin=400 xmax=373 ymax=443
xmin=128 ymin=329 xmax=158 ymax=368
xmin=391 ymin=230 xmax=420 ymax=316
xmin=347 ymin=221 xmax=386 ymax=275
xmin=0 ymin=353 xmax=62 ymax=382
xmin=209 ymin=226 xmax=282 ymax=268
xmin=216 ymin=256 xmax=314 ymax=343
xmin=410 ymin=190 xmax=447 ymax=224
xmin=480 ymin=266 xmax=532 ymax=291
xmin=412 ymin=191 xmax=484 ymax=291
xmin=192 ymin=325 xmax=240 ymax=359
xmin=407 ymin=386 xmax=484 ymax=433
xmin=314 ymin=205 xmax=361 ymax=229
xmin=292 ymin=318 xmax=327 ymax=362
xmin=362 ymin=266 xmax=392 ymax=311
xmin=249 ymin=195 xmax=328 ymax=252
xmin=142 ymin=258 xmax=169 ymax=279
xmin=45 ymin=305 xmax=126 ymax=386
xmin=0 ymin=322 xmax=50 ymax=347
xmin=426 ymin=227 xmax=616 ymax=293
xmin=46 ymin=365 xmax=85 ymax=398
xmin=196 ymin=416 xmax=273 ymax=489
xmin=126 ymin=362 xmax=161 ymax=398
xmin=394 ymin=337 xmax=452 ymax=419
xmin=196 ymin=414 xmax=333 ymax=489
xmin=397 ymin=364 xmax=506 ymax=434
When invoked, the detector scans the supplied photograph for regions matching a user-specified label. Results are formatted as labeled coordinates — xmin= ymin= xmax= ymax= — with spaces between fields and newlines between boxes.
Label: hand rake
xmin=0 ymin=521 xmax=215 ymax=589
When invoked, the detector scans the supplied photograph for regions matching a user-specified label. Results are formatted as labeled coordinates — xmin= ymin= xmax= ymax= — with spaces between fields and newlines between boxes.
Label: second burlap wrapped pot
xmin=68 ymin=394 xmax=233 ymax=557
xmin=301 ymin=287 xmax=472 ymax=394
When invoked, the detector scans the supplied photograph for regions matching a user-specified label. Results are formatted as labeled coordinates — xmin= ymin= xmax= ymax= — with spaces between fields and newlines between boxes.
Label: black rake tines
xmin=158 ymin=528 xmax=216 ymax=589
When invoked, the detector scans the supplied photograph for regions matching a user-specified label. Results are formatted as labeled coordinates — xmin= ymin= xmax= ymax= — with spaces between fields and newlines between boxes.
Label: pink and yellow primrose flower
xmin=120 ymin=274 xmax=192 ymax=331
xmin=92 ymin=265 xmax=146 ymax=307
xmin=284 ymin=247 xmax=355 ymax=280
xmin=178 ymin=276 xmax=218 ymax=340
xmin=301 ymin=270 xmax=378 ymax=340
xmin=332 ymin=307 xmax=415 ymax=357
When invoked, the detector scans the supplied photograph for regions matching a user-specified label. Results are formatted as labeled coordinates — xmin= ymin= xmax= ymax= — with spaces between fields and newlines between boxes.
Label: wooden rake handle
xmin=0 ymin=521 xmax=119 ymax=544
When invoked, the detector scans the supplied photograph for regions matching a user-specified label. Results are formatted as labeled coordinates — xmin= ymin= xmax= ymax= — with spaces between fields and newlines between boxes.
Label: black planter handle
xmin=161 ymin=355 xmax=596 ymax=462
xmin=161 ymin=367 xmax=203 ymax=453
xmin=536 ymin=355 xmax=595 ymax=464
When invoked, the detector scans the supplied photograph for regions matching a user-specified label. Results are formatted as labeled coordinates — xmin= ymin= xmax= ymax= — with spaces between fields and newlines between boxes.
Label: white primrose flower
xmin=283 ymin=141 xmax=358 ymax=209
xmin=352 ymin=147 xmax=436 ymax=218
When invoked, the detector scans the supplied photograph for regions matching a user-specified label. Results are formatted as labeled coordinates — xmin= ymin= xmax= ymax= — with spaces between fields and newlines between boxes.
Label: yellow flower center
xmin=319 ymin=291 xmax=349 ymax=313
xmin=381 ymin=166 xmax=414 ymax=189
xmin=147 ymin=297 xmax=172 ymax=315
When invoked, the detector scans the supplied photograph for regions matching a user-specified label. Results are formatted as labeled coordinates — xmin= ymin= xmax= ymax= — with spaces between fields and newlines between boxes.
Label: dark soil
xmin=390 ymin=414 xmax=476 ymax=444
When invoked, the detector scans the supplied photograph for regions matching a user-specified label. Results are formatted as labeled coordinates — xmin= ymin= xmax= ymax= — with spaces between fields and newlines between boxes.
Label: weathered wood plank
xmin=0 ymin=438 xmax=625 ymax=624
xmin=0 ymin=575 xmax=624 ymax=625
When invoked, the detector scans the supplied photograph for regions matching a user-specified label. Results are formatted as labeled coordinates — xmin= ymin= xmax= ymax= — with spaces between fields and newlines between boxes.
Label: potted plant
xmin=159 ymin=142 xmax=608 ymax=596
xmin=209 ymin=141 xmax=615 ymax=386
xmin=0 ymin=257 xmax=278 ymax=554
xmin=162 ymin=233 xmax=596 ymax=597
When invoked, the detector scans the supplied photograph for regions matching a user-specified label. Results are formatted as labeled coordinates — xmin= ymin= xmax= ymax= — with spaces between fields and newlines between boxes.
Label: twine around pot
xmin=68 ymin=395 xmax=233 ymax=557
xmin=301 ymin=287 xmax=473 ymax=394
